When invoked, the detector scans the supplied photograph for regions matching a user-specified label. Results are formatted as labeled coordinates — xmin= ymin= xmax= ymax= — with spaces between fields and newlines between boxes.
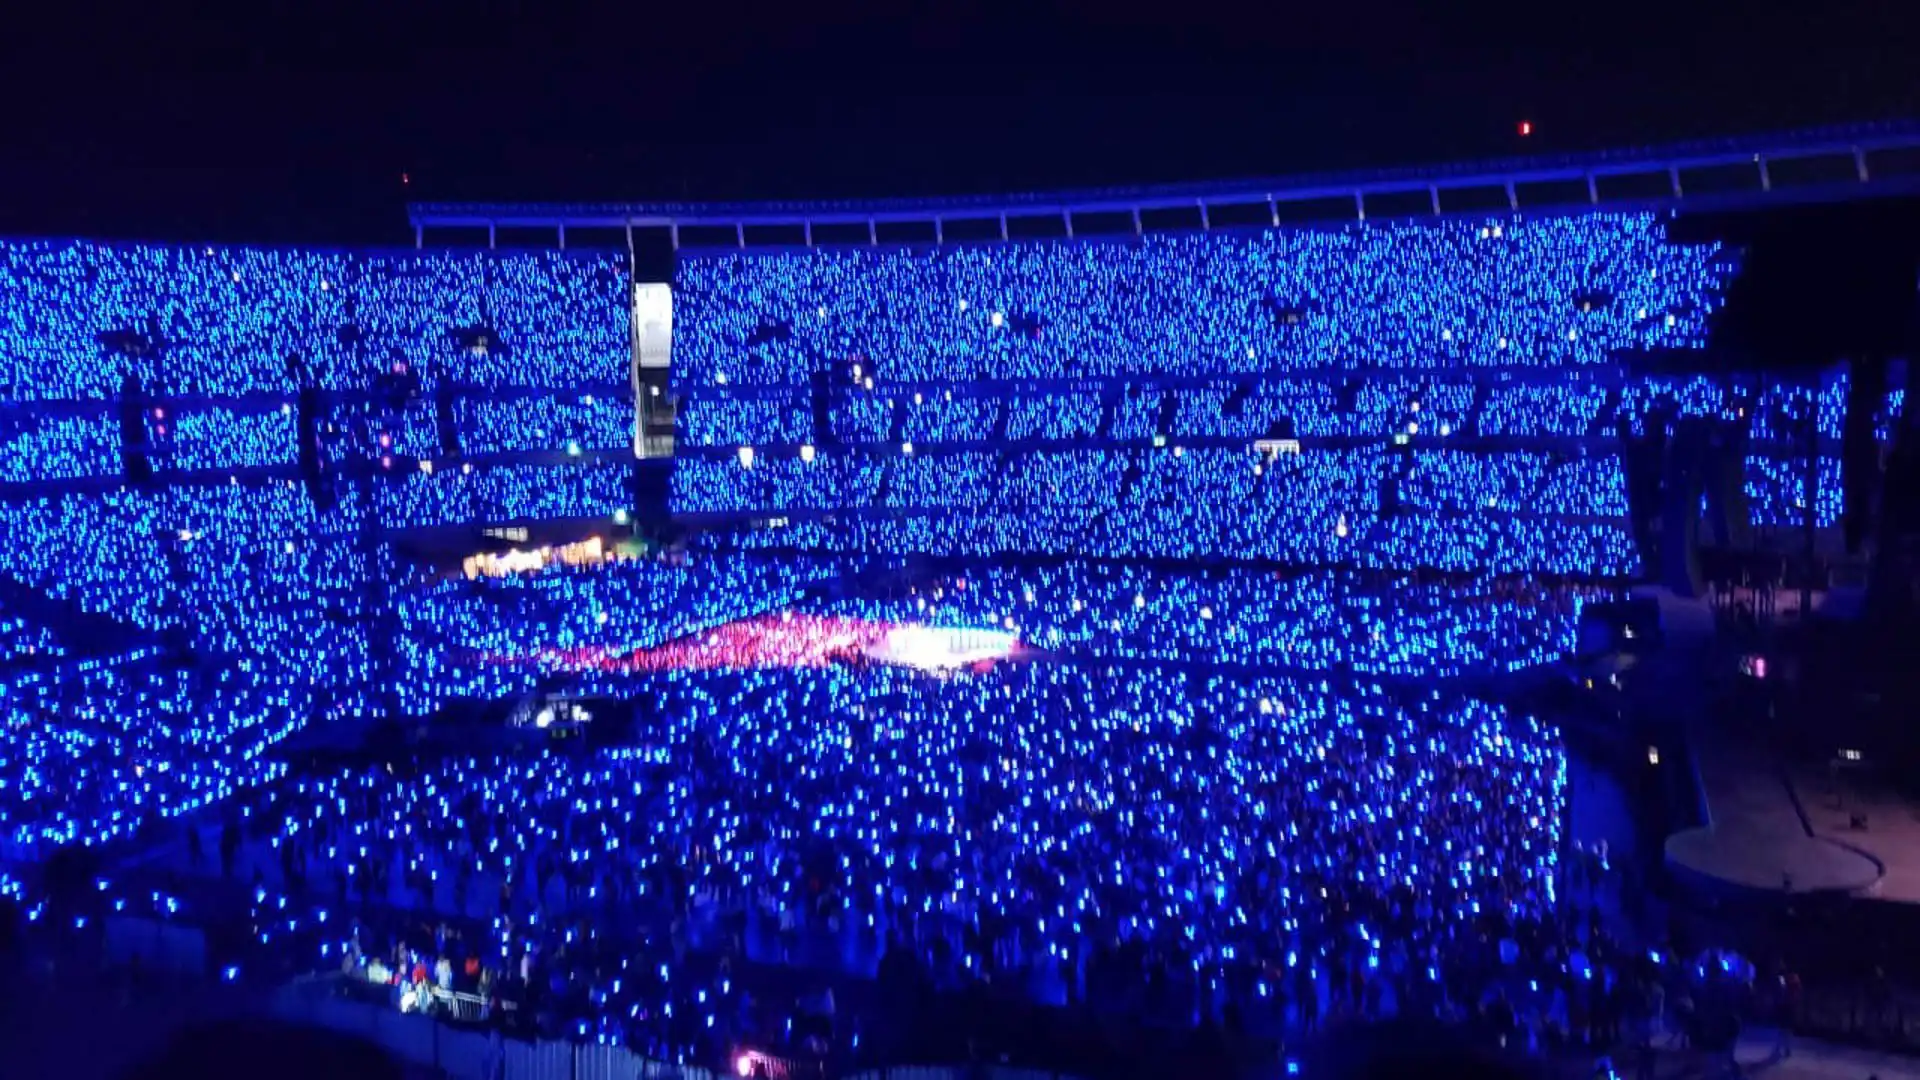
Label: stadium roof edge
xmin=409 ymin=121 xmax=1920 ymax=249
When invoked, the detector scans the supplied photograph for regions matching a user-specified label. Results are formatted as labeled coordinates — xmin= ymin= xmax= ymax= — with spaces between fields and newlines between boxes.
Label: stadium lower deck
xmin=1 ymin=542 xmax=1635 ymax=1074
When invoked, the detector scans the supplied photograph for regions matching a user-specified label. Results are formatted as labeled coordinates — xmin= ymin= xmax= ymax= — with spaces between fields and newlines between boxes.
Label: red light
xmin=1518 ymin=120 xmax=1534 ymax=137
xmin=401 ymin=172 xmax=411 ymax=185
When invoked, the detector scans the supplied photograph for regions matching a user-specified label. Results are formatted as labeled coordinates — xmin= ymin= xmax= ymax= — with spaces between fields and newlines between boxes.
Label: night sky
xmin=1 ymin=0 xmax=1914 ymax=244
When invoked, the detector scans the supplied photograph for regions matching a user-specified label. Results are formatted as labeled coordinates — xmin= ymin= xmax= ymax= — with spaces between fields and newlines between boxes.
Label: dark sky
xmin=1 ymin=0 xmax=1915 ymax=244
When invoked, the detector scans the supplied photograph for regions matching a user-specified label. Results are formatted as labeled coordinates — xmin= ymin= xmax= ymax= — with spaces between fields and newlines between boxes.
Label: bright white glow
xmin=901 ymin=441 xmax=914 ymax=455
xmin=865 ymin=625 xmax=1020 ymax=670
xmin=737 ymin=446 xmax=755 ymax=469
xmin=990 ymin=311 xmax=1004 ymax=328
xmin=613 ymin=508 xmax=631 ymax=525
xmin=958 ymin=300 xmax=968 ymax=312
xmin=1173 ymin=445 xmax=1184 ymax=457
xmin=1199 ymin=606 xmax=1213 ymax=621
xmin=863 ymin=376 xmax=875 ymax=390
xmin=566 ymin=440 xmax=582 ymax=457
xmin=716 ymin=372 xmax=729 ymax=385
xmin=799 ymin=444 xmax=815 ymax=463
xmin=1407 ymin=422 xmax=1418 ymax=435
xmin=1410 ymin=401 xmax=1420 ymax=413
xmin=419 ymin=460 xmax=434 ymax=474
xmin=633 ymin=283 xmax=674 ymax=370
xmin=1439 ymin=423 xmax=1452 ymax=436
xmin=913 ymin=392 xmax=924 ymax=405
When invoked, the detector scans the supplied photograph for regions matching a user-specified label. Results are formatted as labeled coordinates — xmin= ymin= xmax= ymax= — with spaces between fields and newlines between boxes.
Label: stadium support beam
xmin=558 ymin=223 xmax=566 ymax=251
xmin=1131 ymin=208 xmax=1143 ymax=236
xmin=1429 ymin=186 xmax=1442 ymax=215
xmin=934 ymin=218 xmax=944 ymax=243
xmin=1063 ymin=211 xmax=1074 ymax=238
xmin=805 ymin=221 xmax=814 ymax=246
xmin=414 ymin=223 xmax=423 ymax=250
xmin=736 ymin=223 xmax=746 ymax=248
xmin=407 ymin=126 xmax=1920 ymax=249
xmin=999 ymin=214 xmax=1009 ymax=241
xmin=1268 ymin=196 xmax=1279 ymax=227
xmin=869 ymin=220 xmax=878 ymax=245
xmin=488 ymin=222 xmax=496 ymax=249
xmin=670 ymin=223 xmax=680 ymax=250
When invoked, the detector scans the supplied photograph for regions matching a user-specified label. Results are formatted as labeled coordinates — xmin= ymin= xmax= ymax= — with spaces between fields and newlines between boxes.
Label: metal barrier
xmin=269 ymin=978 xmax=721 ymax=1080
xmin=272 ymin=979 xmax=1084 ymax=1080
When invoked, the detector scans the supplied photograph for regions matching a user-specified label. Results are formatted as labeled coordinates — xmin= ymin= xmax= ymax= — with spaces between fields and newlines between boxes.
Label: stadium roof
xmin=410 ymin=123 xmax=1920 ymax=250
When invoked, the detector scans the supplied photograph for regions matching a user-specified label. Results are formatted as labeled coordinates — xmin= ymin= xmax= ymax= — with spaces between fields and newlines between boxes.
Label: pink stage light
xmin=495 ymin=614 xmax=1021 ymax=675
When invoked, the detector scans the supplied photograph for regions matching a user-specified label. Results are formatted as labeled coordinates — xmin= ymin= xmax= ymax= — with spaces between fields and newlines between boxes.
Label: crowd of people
xmin=0 ymin=241 xmax=629 ymax=402
xmin=96 ymin=656 xmax=1572 ymax=1063
xmin=671 ymin=213 xmax=1730 ymax=388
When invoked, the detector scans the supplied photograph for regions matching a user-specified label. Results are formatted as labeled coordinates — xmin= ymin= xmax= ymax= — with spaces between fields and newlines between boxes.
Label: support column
xmin=1505 ymin=181 xmax=1518 ymax=211
xmin=805 ymin=221 xmax=814 ymax=247
xmin=1354 ymin=192 xmax=1366 ymax=222
xmin=1198 ymin=201 xmax=1211 ymax=231
xmin=1586 ymin=174 xmax=1599 ymax=204
xmin=1063 ymin=211 xmax=1073 ymax=238
xmin=999 ymin=214 xmax=1009 ymax=241
xmin=1268 ymin=196 xmax=1279 ymax=228
xmin=1669 ymin=167 xmax=1684 ymax=199
xmin=1429 ymin=186 xmax=1442 ymax=215
xmin=487 ymin=222 xmax=496 ymax=249
xmin=557 ymin=223 xmax=567 ymax=251
xmin=1757 ymin=157 xmax=1772 ymax=193
xmin=1131 ymin=208 xmax=1143 ymax=236
xmin=869 ymin=220 xmax=878 ymax=245
xmin=1855 ymin=147 xmax=1871 ymax=183
xmin=736 ymin=223 xmax=746 ymax=249
xmin=670 ymin=223 xmax=681 ymax=251
xmin=414 ymin=223 xmax=423 ymax=250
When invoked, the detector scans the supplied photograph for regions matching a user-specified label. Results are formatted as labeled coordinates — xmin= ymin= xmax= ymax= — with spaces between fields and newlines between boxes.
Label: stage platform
xmin=1666 ymin=728 xmax=1884 ymax=898
xmin=1789 ymin=763 xmax=1920 ymax=904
